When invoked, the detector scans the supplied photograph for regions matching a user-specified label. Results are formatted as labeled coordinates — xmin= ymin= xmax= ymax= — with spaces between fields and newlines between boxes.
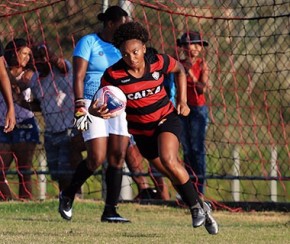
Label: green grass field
xmin=0 ymin=200 xmax=289 ymax=244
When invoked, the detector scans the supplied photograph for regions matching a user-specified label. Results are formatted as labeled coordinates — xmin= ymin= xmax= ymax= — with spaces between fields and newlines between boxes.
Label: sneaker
xmin=176 ymin=193 xmax=182 ymax=201
xmin=203 ymin=202 xmax=219 ymax=235
xmin=101 ymin=206 xmax=131 ymax=223
xmin=190 ymin=206 xmax=205 ymax=228
xmin=58 ymin=192 xmax=74 ymax=221
xmin=135 ymin=188 xmax=159 ymax=200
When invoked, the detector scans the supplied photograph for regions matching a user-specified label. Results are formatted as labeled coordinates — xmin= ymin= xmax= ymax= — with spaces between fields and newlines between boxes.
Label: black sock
xmin=63 ymin=160 xmax=93 ymax=198
xmin=104 ymin=166 xmax=123 ymax=209
xmin=174 ymin=179 xmax=202 ymax=208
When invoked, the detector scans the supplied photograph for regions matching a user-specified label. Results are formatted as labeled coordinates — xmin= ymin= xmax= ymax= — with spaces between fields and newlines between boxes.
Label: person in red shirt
xmin=89 ymin=21 xmax=218 ymax=234
xmin=177 ymin=31 xmax=209 ymax=194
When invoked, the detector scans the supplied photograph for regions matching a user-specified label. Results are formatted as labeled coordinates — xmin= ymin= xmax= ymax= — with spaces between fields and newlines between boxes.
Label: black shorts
xmin=133 ymin=112 xmax=182 ymax=160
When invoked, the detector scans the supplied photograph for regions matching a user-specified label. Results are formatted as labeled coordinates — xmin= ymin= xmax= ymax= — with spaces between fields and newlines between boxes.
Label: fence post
xmin=270 ymin=146 xmax=278 ymax=202
xmin=119 ymin=0 xmax=133 ymax=17
xmin=102 ymin=0 xmax=109 ymax=12
xmin=38 ymin=150 xmax=47 ymax=200
xmin=120 ymin=163 xmax=133 ymax=200
xmin=232 ymin=145 xmax=240 ymax=201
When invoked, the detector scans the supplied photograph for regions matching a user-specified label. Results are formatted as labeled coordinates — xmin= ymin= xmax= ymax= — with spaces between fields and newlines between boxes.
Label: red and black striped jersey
xmin=101 ymin=53 xmax=177 ymax=136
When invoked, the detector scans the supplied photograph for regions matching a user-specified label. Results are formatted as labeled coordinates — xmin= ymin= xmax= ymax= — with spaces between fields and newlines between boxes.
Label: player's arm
xmin=73 ymin=56 xmax=87 ymax=100
xmin=0 ymin=56 xmax=16 ymax=133
xmin=170 ymin=60 xmax=190 ymax=116
xmin=73 ymin=56 xmax=92 ymax=130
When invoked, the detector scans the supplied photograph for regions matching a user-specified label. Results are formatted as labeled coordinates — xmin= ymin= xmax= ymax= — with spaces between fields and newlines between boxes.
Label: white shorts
xmin=82 ymin=99 xmax=130 ymax=142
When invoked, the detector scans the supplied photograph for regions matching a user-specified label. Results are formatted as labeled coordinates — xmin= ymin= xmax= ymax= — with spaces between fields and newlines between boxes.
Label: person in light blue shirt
xmin=164 ymin=72 xmax=177 ymax=107
xmin=59 ymin=5 xmax=131 ymax=223
xmin=73 ymin=33 xmax=122 ymax=100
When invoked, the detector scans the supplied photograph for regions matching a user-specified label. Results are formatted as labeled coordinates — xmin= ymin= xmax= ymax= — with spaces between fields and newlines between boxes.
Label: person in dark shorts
xmin=0 ymin=38 xmax=39 ymax=200
xmin=89 ymin=21 xmax=218 ymax=234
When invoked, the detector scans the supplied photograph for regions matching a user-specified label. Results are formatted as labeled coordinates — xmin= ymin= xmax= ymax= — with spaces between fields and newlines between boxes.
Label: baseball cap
xmin=177 ymin=32 xmax=208 ymax=47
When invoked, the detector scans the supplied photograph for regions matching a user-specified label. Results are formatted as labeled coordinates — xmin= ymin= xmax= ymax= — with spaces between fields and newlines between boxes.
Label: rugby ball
xmin=93 ymin=85 xmax=127 ymax=117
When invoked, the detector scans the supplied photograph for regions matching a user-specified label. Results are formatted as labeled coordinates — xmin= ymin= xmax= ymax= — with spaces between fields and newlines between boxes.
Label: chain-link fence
xmin=0 ymin=0 xmax=289 ymax=209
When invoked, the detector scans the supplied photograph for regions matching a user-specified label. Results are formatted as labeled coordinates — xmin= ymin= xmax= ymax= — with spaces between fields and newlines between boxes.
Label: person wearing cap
xmin=177 ymin=31 xmax=210 ymax=195
xmin=0 ymin=40 xmax=15 ymax=133
xmin=58 ymin=5 xmax=131 ymax=223
xmin=0 ymin=38 xmax=40 ymax=200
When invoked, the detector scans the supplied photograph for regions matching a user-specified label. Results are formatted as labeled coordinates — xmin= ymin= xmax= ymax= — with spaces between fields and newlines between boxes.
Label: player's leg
xmin=148 ymin=163 xmax=170 ymax=200
xmin=158 ymin=131 xmax=206 ymax=225
xmin=100 ymin=112 xmax=130 ymax=223
xmin=157 ymin=113 xmax=218 ymax=234
xmin=101 ymin=134 xmax=130 ymax=223
xmin=59 ymin=136 xmax=107 ymax=221
xmin=0 ymin=142 xmax=13 ymax=200
xmin=134 ymin=130 xmax=205 ymax=228
xmin=69 ymin=129 xmax=86 ymax=198
xmin=58 ymin=114 xmax=108 ymax=221
xmin=57 ymin=131 xmax=77 ymax=192
xmin=14 ymin=142 xmax=35 ymax=200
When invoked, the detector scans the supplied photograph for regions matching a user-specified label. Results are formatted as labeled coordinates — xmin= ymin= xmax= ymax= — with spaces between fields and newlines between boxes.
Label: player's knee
xmin=160 ymin=155 xmax=177 ymax=171
xmin=86 ymin=157 xmax=103 ymax=171
xmin=108 ymin=151 xmax=126 ymax=168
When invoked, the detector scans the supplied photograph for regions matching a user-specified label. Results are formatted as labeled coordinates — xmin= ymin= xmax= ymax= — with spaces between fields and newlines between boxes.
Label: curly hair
xmin=113 ymin=22 xmax=149 ymax=49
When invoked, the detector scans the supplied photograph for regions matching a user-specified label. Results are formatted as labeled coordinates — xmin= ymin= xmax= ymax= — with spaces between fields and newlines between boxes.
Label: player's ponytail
xmin=97 ymin=5 xmax=128 ymax=24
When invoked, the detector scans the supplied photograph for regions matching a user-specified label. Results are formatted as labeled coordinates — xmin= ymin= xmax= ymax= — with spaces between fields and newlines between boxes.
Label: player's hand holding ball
xmin=74 ymin=99 xmax=92 ymax=131
xmin=89 ymin=86 xmax=126 ymax=119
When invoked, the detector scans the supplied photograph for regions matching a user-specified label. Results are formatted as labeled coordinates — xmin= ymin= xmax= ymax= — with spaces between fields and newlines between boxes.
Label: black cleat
xmin=135 ymin=188 xmax=159 ymax=200
xmin=101 ymin=213 xmax=131 ymax=223
xmin=58 ymin=192 xmax=74 ymax=221
xmin=203 ymin=202 xmax=219 ymax=235
xmin=190 ymin=206 xmax=206 ymax=228
xmin=101 ymin=206 xmax=130 ymax=223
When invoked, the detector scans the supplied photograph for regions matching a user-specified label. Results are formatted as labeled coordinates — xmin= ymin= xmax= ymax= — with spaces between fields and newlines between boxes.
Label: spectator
xmin=58 ymin=5 xmax=130 ymax=223
xmin=89 ymin=21 xmax=218 ymax=234
xmin=177 ymin=31 xmax=209 ymax=194
xmin=18 ymin=43 xmax=86 ymax=192
xmin=0 ymin=40 xmax=15 ymax=133
xmin=0 ymin=38 xmax=39 ymax=200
